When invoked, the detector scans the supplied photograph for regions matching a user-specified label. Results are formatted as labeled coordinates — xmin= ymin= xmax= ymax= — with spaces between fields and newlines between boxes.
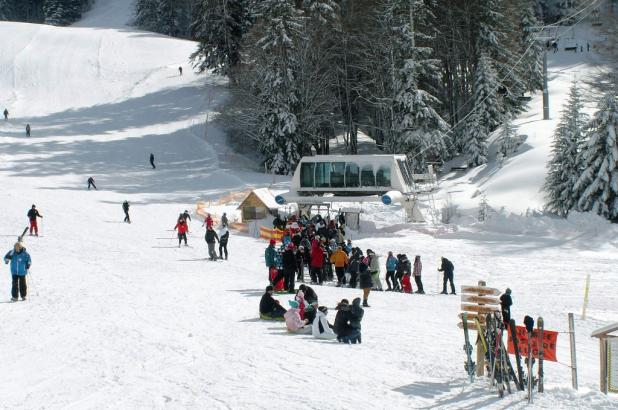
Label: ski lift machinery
xmin=274 ymin=155 xmax=438 ymax=223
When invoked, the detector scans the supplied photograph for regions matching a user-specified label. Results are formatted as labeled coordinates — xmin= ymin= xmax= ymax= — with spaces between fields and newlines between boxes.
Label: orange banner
xmin=507 ymin=325 xmax=558 ymax=362
xmin=259 ymin=227 xmax=285 ymax=241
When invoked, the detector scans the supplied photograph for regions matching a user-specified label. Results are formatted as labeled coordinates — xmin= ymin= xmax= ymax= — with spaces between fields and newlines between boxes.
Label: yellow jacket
xmin=330 ymin=249 xmax=349 ymax=268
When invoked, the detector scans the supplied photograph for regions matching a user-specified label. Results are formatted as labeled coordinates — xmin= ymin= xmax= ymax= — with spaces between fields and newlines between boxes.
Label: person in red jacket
xmin=310 ymin=236 xmax=325 ymax=285
xmin=174 ymin=217 xmax=189 ymax=247
xmin=203 ymin=213 xmax=213 ymax=229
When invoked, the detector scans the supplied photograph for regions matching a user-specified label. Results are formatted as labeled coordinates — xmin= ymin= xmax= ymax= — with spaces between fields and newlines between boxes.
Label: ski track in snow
xmin=0 ymin=1 xmax=617 ymax=409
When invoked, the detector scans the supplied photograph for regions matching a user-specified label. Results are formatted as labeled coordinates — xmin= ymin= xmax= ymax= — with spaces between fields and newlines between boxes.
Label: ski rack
xmin=459 ymin=281 xmax=500 ymax=379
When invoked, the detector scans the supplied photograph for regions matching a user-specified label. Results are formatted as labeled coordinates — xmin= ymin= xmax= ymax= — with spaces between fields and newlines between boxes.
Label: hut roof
xmin=237 ymin=188 xmax=279 ymax=210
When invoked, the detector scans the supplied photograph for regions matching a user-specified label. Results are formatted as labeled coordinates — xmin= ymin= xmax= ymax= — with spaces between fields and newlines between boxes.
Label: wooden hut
xmin=592 ymin=322 xmax=618 ymax=394
xmin=237 ymin=188 xmax=279 ymax=222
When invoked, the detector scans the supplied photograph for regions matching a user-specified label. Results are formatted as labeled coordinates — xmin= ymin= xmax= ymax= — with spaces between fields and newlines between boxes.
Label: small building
xmin=591 ymin=322 xmax=618 ymax=394
xmin=237 ymin=188 xmax=279 ymax=222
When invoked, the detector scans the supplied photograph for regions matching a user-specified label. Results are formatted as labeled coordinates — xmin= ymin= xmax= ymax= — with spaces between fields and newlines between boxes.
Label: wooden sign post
xmin=459 ymin=281 xmax=500 ymax=377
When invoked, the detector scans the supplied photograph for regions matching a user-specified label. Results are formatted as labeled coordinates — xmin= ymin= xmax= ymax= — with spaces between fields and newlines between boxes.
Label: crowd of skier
xmin=263 ymin=214 xmax=458 ymax=308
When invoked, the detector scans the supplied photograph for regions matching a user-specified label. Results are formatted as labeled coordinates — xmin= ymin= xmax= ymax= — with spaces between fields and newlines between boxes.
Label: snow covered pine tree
xmin=574 ymin=92 xmax=618 ymax=221
xmin=543 ymin=81 xmax=587 ymax=217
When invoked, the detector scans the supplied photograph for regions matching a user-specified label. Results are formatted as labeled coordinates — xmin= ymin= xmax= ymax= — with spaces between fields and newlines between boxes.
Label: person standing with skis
xmin=149 ymin=153 xmax=156 ymax=169
xmin=3 ymin=108 xmax=8 ymax=120
xmin=87 ymin=177 xmax=97 ymax=190
xmin=122 ymin=200 xmax=131 ymax=223
xmin=205 ymin=226 xmax=219 ymax=260
xmin=25 ymin=124 xmax=31 ymax=137
xmin=174 ymin=217 xmax=189 ymax=247
xmin=27 ymin=205 xmax=43 ymax=236
xmin=438 ymin=256 xmax=456 ymax=295
xmin=4 ymin=242 xmax=31 ymax=301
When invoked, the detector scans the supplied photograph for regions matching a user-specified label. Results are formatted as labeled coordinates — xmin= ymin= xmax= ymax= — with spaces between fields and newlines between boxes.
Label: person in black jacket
xmin=219 ymin=229 xmax=229 ymax=260
xmin=333 ymin=299 xmax=353 ymax=341
xmin=205 ymin=226 xmax=219 ymax=260
xmin=149 ymin=153 xmax=156 ymax=169
xmin=27 ymin=205 xmax=43 ymax=236
xmin=122 ymin=201 xmax=130 ymax=223
xmin=298 ymin=284 xmax=318 ymax=305
xmin=259 ymin=285 xmax=286 ymax=319
xmin=347 ymin=297 xmax=364 ymax=344
xmin=296 ymin=245 xmax=305 ymax=281
xmin=438 ymin=256 xmax=456 ymax=295
xmin=273 ymin=244 xmax=297 ymax=292
xmin=182 ymin=210 xmax=191 ymax=222
xmin=87 ymin=177 xmax=97 ymax=190
xmin=347 ymin=249 xmax=361 ymax=289
xmin=500 ymin=288 xmax=512 ymax=324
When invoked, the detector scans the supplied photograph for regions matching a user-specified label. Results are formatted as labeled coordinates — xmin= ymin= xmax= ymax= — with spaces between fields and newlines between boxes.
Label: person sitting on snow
xmin=298 ymin=284 xmax=318 ymax=305
xmin=284 ymin=300 xmax=311 ymax=334
xmin=312 ymin=306 xmax=336 ymax=339
xmin=259 ymin=285 xmax=286 ymax=320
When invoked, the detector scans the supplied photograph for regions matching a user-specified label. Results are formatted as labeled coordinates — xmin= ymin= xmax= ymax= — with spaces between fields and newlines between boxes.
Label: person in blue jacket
xmin=385 ymin=251 xmax=398 ymax=291
xmin=4 ymin=242 xmax=31 ymax=301
xmin=265 ymin=239 xmax=277 ymax=282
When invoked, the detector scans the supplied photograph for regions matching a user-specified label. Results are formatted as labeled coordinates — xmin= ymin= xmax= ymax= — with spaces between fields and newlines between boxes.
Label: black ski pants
xmin=385 ymin=270 xmax=396 ymax=290
xmin=394 ymin=272 xmax=403 ymax=290
xmin=273 ymin=268 xmax=295 ymax=291
xmin=442 ymin=272 xmax=455 ymax=294
xmin=219 ymin=243 xmax=228 ymax=259
xmin=335 ymin=267 xmax=346 ymax=285
xmin=178 ymin=233 xmax=187 ymax=246
xmin=11 ymin=275 xmax=27 ymax=299
xmin=310 ymin=267 xmax=323 ymax=284
xmin=414 ymin=275 xmax=424 ymax=293
xmin=123 ymin=210 xmax=130 ymax=223
xmin=88 ymin=181 xmax=97 ymax=190
xmin=349 ymin=271 xmax=358 ymax=288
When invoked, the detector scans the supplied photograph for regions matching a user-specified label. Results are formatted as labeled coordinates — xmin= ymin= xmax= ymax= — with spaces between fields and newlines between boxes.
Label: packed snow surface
xmin=0 ymin=1 xmax=617 ymax=409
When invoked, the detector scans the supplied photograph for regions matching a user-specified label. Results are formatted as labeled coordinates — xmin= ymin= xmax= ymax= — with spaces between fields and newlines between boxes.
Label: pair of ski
xmin=463 ymin=313 xmax=546 ymax=398
xmin=464 ymin=313 xmax=521 ymax=397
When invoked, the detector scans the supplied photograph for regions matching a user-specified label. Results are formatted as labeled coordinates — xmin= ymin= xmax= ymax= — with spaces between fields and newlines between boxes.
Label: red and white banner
xmin=507 ymin=325 xmax=558 ymax=362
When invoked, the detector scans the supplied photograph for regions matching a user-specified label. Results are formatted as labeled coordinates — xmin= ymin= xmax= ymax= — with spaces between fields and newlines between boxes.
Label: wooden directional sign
xmin=461 ymin=286 xmax=500 ymax=296
xmin=461 ymin=303 xmax=500 ymax=314
xmin=461 ymin=294 xmax=500 ymax=305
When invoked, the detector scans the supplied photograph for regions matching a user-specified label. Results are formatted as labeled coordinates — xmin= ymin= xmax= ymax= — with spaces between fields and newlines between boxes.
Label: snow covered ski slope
xmin=0 ymin=0 xmax=617 ymax=409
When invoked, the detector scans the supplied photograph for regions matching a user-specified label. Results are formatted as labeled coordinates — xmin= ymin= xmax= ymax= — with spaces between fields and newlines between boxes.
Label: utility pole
xmin=543 ymin=50 xmax=550 ymax=120
xmin=409 ymin=0 xmax=415 ymax=49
